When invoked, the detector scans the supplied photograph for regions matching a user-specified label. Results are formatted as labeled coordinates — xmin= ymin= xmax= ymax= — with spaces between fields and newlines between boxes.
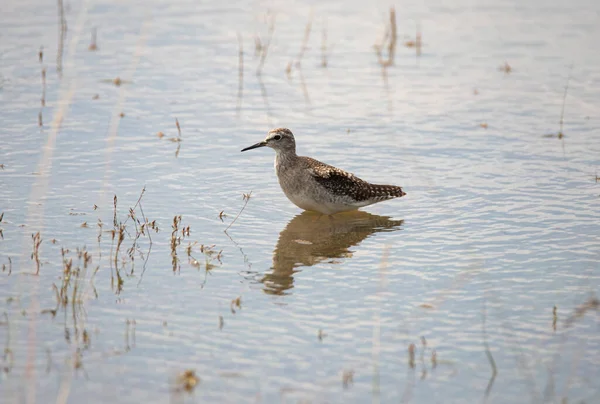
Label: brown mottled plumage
xmin=241 ymin=128 xmax=406 ymax=214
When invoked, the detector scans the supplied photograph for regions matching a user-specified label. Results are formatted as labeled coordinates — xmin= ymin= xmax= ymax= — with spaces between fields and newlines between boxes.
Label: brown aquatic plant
xmin=175 ymin=369 xmax=200 ymax=393
xmin=404 ymin=23 xmax=422 ymax=56
xmin=114 ymin=224 xmax=125 ymax=272
xmin=88 ymin=27 xmax=98 ymax=51
xmin=408 ymin=343 xmax=416 ymax=368
xmin=2 ymin=257 xmax=12 ymax=275
xmin=499 ymin=61 xmax=512 ymax=74
xmin=113 ymin=195 xmax=118 ymax=227
xmin=171 ymin=215 xmax=182 ymax=272
xmin=41 ymin=67 xmax=46 ymax=107
xmin=342 ymin=369 xmax=354 ymax=389
xmin=230 ymin=296 xmax=242 ymax=314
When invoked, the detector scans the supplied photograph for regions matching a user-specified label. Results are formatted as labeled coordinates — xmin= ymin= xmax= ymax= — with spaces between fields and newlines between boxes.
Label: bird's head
xmin=241 ymin=128 xmax=296 ymax=154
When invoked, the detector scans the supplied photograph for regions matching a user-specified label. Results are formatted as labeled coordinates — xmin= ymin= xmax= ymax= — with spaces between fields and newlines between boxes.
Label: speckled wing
xmin=304 ymin=157 xmax=406 ymax=203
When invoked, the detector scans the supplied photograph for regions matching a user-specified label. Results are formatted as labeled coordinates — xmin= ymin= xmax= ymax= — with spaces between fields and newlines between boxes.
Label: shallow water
xmin=1 ymin=0 xmax=599 ymax=403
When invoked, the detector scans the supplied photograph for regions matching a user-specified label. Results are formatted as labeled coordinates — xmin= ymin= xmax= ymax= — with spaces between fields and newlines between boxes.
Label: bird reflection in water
xmin=261 ymin=211 xmax=404 ymax=295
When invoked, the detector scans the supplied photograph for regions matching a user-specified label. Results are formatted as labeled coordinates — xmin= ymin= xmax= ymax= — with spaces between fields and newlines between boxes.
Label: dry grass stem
xmin=224 ymin=191 xmax=252 ymax=232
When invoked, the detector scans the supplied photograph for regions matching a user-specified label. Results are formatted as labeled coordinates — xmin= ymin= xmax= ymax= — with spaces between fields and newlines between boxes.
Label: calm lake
xmin=1 ymin=0 xmax=599 ymax=403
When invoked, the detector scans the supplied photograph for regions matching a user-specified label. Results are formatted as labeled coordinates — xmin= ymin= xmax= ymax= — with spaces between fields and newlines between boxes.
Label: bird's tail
xmin=366 ymin=184 xmax=406 ymax=201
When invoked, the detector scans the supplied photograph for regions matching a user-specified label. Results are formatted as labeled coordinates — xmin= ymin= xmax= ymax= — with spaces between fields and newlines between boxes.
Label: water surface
xmin=1 ymin=0 xmax=599 ymax=403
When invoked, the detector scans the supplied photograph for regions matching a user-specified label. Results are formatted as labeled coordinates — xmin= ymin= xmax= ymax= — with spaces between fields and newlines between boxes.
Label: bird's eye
xmin=273 ymin=135 xmax=282 ymax=141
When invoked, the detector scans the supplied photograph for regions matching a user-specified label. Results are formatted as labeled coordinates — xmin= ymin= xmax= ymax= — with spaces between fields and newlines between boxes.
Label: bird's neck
xmin=274 ymin=149 xmax=297 ymax=172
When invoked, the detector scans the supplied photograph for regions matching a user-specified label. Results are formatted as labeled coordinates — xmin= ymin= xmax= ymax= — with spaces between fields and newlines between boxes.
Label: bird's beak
xmin=241 ymin=140 xmax=267 ymax=152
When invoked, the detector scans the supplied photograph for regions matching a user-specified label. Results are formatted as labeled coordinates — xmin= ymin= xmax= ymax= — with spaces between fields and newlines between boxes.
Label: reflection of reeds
xmin=482 ymin=300 xmax=497 ymax=399
xmin=416 ymin=24 xmax=422 ymax=56
xmin=297 ymin=68 xmax=310 ymax=105
xmin=256 ymin=13 xmax=275 ymax=75
xmin=374 ymin=8 xmax=397 ymax=67
xmin=102 ymin=18 xmax=149 ymax=201
xmin=40 ymin=57 xmax=46 ymax=107
xmin=1 ymin=313 xmax=14 ymax=374
xmin=557 ymin=66 xmax=573 ymax=139
xmin=56 ymin=0 xmax=67 ymax=77
xmin=321 ymin=18 xmax=328 ymax=67
xmin=23 ymin=3 xmax=92 ymax=400
xmin=295 ymin=11 xmax=313 ymax=68
xmin=39 ymin=47 xmax=46 ymax=126
xmin=285 ymin=12 xmax=313 ymax=105
xmin=31 ymin=232 xmax=42 ymax=274
xmin=236 ymin=32 xmax=244 ymax=115
xmin=371 ymin=247 xmax=389 ymax=398
xmin=175 ymin=118 xmax=182 ymax=157
xmin=542 ymin=66 xmax=573 ymax=140
xmin=564 ymin=295 xmax=598 ymax=329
